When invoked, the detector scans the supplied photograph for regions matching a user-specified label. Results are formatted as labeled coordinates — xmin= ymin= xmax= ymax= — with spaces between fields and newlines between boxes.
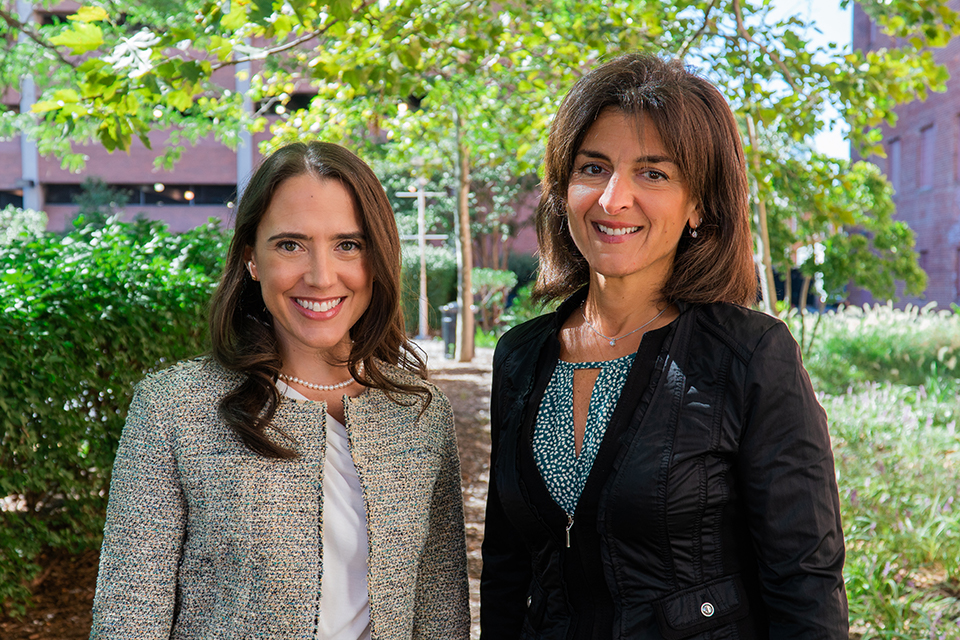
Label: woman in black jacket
xmin=479 ymin=54 xmax=848 ymax=639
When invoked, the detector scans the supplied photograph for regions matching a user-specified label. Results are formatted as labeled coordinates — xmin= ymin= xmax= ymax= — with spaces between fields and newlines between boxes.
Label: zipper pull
xmin=565 ymin=514 xmax=574 ymax=548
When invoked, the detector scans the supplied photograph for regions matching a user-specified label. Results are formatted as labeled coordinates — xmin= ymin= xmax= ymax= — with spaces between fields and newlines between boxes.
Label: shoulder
xmin=494 ymin=313 xmax=556 ymax=371
xmin=134 ymin=356 xmax=240 ymax=402
xmin=370 ymin=360 xmax=452 ymax=421
xmin=688 ymin=302 xmax=795 ymax=364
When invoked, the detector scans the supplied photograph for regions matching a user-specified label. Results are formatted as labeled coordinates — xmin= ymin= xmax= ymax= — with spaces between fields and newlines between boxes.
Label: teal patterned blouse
xmin=533 ymin=353 xmax=636 ymax=515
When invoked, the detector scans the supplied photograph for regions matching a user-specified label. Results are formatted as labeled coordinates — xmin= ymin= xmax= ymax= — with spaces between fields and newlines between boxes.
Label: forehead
xmin=576 ymin=109 xmax=669 ymax=158
xmin=258 ymin=174 xmax=360 ymax=235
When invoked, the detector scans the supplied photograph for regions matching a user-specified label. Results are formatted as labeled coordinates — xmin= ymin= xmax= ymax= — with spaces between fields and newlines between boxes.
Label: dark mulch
xmin=0 ymin=549 xmax=98 ymax=640
xmin=0 ymin=341 xmax=493 ymax=640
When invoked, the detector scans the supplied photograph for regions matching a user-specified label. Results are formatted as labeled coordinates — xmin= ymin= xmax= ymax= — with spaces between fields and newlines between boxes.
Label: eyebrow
xmin=576 ymin=149 xmax=676 ymax=165
xmin=265 ymin=231 xmax=366 ymax=242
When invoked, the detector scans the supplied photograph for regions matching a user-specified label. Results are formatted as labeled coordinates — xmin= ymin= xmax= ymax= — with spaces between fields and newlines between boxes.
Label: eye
xmin=642 ymin=169 xmax=668 ymax=181
xmin=578 ymin=163 xmax=605 ymax=176
xmin=338 ymin=239 xmax=363 ymax=253
xmin=277 ymin=240 xmax=301 ymax=252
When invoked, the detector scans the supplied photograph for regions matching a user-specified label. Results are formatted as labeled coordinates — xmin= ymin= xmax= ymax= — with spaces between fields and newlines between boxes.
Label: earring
xmin=690 ymin=218 xmax=702 ymax=238
xmin=248 ymin=261 xmax=258 ymax=281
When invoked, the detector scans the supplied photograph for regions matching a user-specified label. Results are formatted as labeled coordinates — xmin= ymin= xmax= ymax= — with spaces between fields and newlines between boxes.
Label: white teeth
xmin=597 ymin=224 xmax=640 ymax=236
xmin=297 ymin=298 xmax=343 ymax=312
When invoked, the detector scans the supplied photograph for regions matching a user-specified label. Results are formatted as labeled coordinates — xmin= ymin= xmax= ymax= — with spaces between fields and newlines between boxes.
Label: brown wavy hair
xmin=209 ymin=141 xmax=428 ymax=458
xmin=535 ymin=53 xmax=757 ymax=306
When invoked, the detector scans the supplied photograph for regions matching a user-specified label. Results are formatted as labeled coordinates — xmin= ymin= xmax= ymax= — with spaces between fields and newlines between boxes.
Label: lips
xmin=295 ymin=297 xmax=344 ymax=313
xmin=596 ymin=223 xmax=641 ymax=236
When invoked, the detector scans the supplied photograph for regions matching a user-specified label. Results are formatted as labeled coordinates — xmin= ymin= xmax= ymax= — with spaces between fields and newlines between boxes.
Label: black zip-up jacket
xmin=480 ymin=294 xmax=848 ymax=639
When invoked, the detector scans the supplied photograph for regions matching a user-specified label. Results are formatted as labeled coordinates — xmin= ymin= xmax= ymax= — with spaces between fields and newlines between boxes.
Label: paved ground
xmin=0 ymin=339 xmax=495 ymax=640
xmin=416 ymin=338 xmax=494 ymax=639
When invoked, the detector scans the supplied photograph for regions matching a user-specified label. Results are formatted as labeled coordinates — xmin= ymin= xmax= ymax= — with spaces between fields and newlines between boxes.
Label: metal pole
xmin=396 ymin=187 xmax=445 ymax=339
xmin=17 ymin=0 xmax=39 ymax=212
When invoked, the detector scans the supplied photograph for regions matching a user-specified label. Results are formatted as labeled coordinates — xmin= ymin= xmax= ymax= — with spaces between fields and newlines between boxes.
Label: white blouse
xmin=278 ymin=380 xmax=372 ymax=640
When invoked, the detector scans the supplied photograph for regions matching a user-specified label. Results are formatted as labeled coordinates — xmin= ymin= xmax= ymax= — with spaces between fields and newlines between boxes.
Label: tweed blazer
xmin=90 ymin=357 xmax=470 ymax=640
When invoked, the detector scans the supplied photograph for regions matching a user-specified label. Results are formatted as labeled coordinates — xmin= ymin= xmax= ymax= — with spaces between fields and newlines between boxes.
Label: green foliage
xmin=472 ymin=268 xmax=517 ymax=332
xmin=72 ymin=177 xmax=132 ymax=229
xmin=0 ymin=218 xmax=227 ymax=614
xmin=400 ymin=243 xmax=457 ymax=332
xmin=0 ymin=206 xmax=46 ymax=246
xmin=786 ymin=303 xmax=960 ymax=393
xmin=502 ymin=282 xmax=560 ymax=327
xmin=826 ymin=382 xmax=960 ymax=637
xmin=767 ymin=157 xmax=926 ymax=304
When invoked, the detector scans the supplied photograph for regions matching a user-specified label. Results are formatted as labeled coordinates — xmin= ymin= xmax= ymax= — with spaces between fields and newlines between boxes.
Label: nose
xmin=598 ymin=171 xmax=632 ymax=214
xmin=304 ymin=251 xmax=336 ymax=288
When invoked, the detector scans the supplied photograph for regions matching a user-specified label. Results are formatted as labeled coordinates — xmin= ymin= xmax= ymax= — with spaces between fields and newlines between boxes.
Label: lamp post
xmin=396 ymin=185 xmax=446 ymax=339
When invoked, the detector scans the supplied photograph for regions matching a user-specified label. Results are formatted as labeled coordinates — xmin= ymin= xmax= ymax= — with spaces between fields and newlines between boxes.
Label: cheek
xmin=566 ymin=184 xmax=597 ymax=215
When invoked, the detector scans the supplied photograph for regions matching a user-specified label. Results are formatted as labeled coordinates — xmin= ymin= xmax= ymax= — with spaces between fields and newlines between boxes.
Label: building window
xmin=44 ymin=183 xmax=236 ymax=206
xmin=0 ymin=191 xmax=24 ymax=208
xmin=920 ymin=124 xmax=935 ymax=189
xmin=919 ymin=249 xmax=929 ymax=274
xmin=888 ymin=138 xmax=901 ymax=194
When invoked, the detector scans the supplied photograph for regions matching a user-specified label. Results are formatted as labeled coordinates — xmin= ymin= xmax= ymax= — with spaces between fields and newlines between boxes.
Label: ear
xmin=242 ymin=246 xmax=257 ymax=281
xmin=686 ymin=200 xmax=701 ymax=228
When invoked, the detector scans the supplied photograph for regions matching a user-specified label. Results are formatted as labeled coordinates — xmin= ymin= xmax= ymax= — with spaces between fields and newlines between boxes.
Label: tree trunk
xmin=745 ymin=113 xmax=777 ymax=315
xmin=454 ymin=110 xmax=474 ymax=362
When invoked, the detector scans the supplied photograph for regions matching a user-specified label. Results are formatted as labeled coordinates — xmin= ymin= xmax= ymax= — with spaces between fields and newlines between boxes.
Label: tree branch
xmin=678 ymin=0 xmax=720 ymax=59
xmin=0 ymin=7 xmax=77 ymax=69
xmin=730 ymin=0 xmax=799 ymax=92
xmin=208 ymin=0 xmax=377 ymax=71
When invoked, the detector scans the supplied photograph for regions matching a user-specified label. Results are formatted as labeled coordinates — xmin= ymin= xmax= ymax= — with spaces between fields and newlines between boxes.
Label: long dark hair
xmin=535 ymin=54 xmax=757 ymax=306
xmin=209 ymin=142 xmax=428 ymax=458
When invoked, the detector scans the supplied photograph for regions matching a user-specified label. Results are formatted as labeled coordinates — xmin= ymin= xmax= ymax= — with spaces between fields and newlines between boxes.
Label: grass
xmin=789 ymin=304 xmax=960 ymax=638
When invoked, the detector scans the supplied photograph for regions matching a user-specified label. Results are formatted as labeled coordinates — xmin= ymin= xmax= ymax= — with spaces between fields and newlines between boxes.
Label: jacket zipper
xmin=565 ymin=513 xmax=574 ymax=548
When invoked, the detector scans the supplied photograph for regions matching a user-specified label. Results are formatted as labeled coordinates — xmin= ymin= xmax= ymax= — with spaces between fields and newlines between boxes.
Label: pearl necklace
xmin=278 ymin=372 xmax=354 ymax=391
xmin=580 ymin=302 xmax=668 ymax=347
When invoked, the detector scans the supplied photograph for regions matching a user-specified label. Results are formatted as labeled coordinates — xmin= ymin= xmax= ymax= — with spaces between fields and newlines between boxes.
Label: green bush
xmin=825 ymin=382 xmax=960 ymax=637
xmin=502 ymin=283 xmax=560 ymax=328
xmin=401 ymin=244 xmax=457 ymax=333
xmin=0 ymin=206 xmax=47 ymax=246
xmin=0 ymin=218 xmax=227 ymax=614
xmin=473 ymin=268 xmax=517 ymax=332
xmin=784 ymin=303 xmax=960 ymax=393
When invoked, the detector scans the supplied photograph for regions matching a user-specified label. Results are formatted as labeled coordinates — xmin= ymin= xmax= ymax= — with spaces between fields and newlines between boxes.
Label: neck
xmin=584 ymin=273 xmax=666 ymax=336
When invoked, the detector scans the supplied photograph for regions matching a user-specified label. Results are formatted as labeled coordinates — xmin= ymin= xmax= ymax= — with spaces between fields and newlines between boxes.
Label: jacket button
xmin=700 ymin=602 xmax=715 ymax=617
xmin=526 ymin=596 xmax=532 ymax=607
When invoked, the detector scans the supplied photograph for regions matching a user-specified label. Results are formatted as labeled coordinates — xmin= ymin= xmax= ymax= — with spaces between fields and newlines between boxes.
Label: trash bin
xmin=440 ymin=302 xmax=458 ymax=359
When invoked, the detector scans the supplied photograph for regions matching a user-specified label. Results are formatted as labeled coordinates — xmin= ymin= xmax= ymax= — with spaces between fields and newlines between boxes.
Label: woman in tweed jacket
xmin=90 ymin=142 xmax=470 ymax=640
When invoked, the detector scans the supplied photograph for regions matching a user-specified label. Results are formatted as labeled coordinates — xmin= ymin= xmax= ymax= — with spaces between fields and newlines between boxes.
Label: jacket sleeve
xmin=412 ymin=391 xmax=471 ymax=639
xmin=90 ymin=379 xmax=186 ymax=640
xmin=738 ymin=321 xmax=848 ymax=638
xmin=479 ymin=355 xmax=532 ymax=639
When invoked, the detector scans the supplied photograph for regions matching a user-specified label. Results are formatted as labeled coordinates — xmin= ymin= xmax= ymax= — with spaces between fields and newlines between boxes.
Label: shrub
xmin=502 ymin=283 xmax=560 ymax=328
xmin=825 ymin=382 xmax=960 ymax=637
xmin=0 ymin=206 xmax=47 ymax=246
xmin=400 ymin=244 xmax=457 ymax=333
xmin=785 ymin=303 xmax=960 ymax=393
xmin=473 ymin=268 xmax=518 ymax=333
xmin=0 ymin=218 xmax=227 ymax=615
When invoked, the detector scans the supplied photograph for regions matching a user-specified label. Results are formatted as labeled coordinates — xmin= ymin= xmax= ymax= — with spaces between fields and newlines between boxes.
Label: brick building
xmin=850 ymin=1 xmax=960 ymax=306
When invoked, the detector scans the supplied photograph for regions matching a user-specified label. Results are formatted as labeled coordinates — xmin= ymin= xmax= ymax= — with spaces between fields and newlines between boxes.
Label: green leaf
xmin=49 ymin=22 xmax=104 ymax=55
xmin=167 ymin=90 xmax=194 ymax=112
xmin=70 ymin=6 xmax=109 ymax=23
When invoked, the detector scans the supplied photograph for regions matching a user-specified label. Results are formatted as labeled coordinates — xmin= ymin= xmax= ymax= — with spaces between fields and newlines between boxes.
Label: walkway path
xmin=416 ymin=339 xmax=494 ymax=639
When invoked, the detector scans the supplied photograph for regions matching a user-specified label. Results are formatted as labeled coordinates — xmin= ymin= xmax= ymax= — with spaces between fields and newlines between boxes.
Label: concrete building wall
xmin=851 ymin=1 xmax=960 ymax=307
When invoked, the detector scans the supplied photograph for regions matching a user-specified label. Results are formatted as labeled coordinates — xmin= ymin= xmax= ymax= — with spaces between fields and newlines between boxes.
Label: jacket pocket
xmin=521 ymin=578 xmax=547 ymax=636
xmin=653 ymin=574 xmax=750 ymax=640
